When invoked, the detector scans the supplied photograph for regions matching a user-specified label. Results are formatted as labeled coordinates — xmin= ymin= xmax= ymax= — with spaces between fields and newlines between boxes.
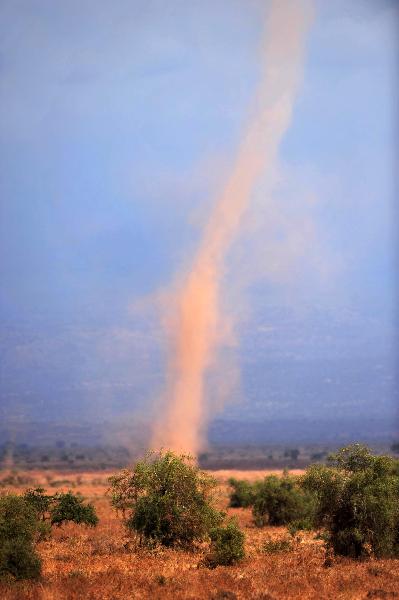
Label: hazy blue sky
xmin=0 ymin=1 xmax=397 ymax=432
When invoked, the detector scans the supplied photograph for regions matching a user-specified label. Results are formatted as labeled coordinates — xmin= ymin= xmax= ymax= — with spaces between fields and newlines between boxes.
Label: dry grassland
xmin=1 ymin=469 xmax=398 ymax=600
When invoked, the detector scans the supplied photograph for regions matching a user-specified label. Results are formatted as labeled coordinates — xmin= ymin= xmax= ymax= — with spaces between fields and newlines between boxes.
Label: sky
xmin=0 ymin=1 xmax=397 ymax=439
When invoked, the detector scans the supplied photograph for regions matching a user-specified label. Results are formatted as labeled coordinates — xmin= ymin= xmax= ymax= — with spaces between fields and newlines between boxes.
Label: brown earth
xmin=1 ymin=469 xmax=398 ymax=600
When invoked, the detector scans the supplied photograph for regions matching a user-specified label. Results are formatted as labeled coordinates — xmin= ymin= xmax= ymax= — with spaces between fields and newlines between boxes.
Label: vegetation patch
xmin=108 ymin=450 xmax=225 ymax=548
xmin=23 ymin=487 xmax=98 ymax=528
xmin=228 ymin=478 xmax=260 ymax=508
xmin=0 ymin=486 xmax=98 ymax=581
xmin=0 ymin=494 xmax=41 ymax=580
xmin=262 ymin=537 xmax=292 ymax=555
xmin=205 ymin=519 xmax=245 ymax=567
xmin=301 ymin=444 xmax=399 ymax=558
xmin=252 ymin=473 xmax=315 ymax=527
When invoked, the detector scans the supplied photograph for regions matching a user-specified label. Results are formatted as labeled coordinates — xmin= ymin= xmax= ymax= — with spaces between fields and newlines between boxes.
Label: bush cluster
xmin=3 ymin=442 xmax=397 ymax=584
xmin=0 ymin=488 xmax=98 ymax=580
xmin=252 ymin=474 xmax=315 ymax=527
xmin=229 ymin=473 xmax=315 ymax=529
xmin=302 ymin=444 xmax=399 ymax=558
xmin=229 ymin=444 xmax=399 ymax=560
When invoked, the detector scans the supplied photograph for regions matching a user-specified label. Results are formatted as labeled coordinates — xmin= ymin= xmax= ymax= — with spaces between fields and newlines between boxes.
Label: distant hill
xmin=0 ymin=305 xmax=396 ymax=443
xmin=0 ymin=415 xmax=397 ymax=449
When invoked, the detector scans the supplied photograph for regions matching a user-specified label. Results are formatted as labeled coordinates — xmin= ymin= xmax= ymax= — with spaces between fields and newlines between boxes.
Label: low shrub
xmin=50 ymin=492 xmax=98 ymax=527
xmin=206 ymin=520 xmax=245 ymax=567
xmin=302 ymin=444 xmax=399 ymax=558
xmin=252 ymin=474 xmax=315 ymax=527
xmin=263 ymin=537 xmax=292 ymax=554
xmin=109 ymin=451 xmax=223 ymax=548
xmin=0 ymin=538 xmax=42 ymax=581
xmin=0 ymin=494 xmax=38 ymax=542
xmin=228 ymin=478 xmax=259 ymax=508
xmin=287 ymin=517 xmax=314 ymax=537
xmin=0 ymin=494 xmax=41 ymax=580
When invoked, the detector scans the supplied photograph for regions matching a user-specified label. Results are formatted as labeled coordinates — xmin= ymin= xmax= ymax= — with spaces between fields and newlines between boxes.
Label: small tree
xmin=302 ymin=444 xmax=399 ymax=558
xmin=0 ymin=494 xmax=41 ymax=580
xmin=108 ymin=451 xmax=223 ymax=548
xmin=23 ymin=488 xmax=98 ymax=528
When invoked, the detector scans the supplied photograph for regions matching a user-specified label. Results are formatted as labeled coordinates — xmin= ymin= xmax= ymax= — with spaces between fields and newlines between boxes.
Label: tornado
xmin=152 ymin=0 xmax=314 ymax=456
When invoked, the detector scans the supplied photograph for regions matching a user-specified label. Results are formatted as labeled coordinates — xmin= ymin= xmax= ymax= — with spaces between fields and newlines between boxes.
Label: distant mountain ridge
xmin=0 ymin=304 xmax=396 ymax=436
xmin=0 ymin=415 xmax=397 ymax=448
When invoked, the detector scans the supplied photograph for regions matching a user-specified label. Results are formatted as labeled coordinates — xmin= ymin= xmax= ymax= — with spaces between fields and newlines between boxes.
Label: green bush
xmin=206 ymin=519 xmax=245 ymax=567
xmin=302 ymin=444 xmax=399 ymax=558
xmin=0 ymin=494 xmax=37 ymax=542
xmin=0 ymin=494 xmax=41 ymax=580
xmin=0 ymin=538 xmax=41 ymax=581
xmin=228 ymin=478 xmax=259 ymax=508
xmin=0 ymin=488 xmax=98 ymax=579
xmin=24 ymin=487 xmax=98 ymax=528
xmin=252 ymin=474 xmax=315 ymax=527
xmin=108 ymin=451 xmax=223 ymax=548
xmin=50 ymin=492 xmax=98 ymax=527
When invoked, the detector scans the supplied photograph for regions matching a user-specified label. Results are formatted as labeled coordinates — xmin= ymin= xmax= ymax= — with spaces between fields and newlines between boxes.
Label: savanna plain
xmin=1 ymin=468 xmax=398 ymax=600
